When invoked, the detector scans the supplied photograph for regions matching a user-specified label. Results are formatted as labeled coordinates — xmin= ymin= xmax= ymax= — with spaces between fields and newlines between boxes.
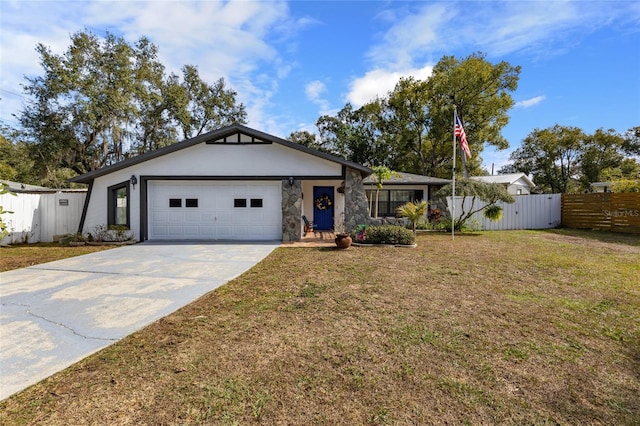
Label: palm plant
xmin=396 ymin=200 xmax=428 ymax=234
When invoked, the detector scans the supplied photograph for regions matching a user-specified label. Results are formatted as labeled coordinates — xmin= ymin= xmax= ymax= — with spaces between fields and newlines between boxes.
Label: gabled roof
xmin=363 ymin=171 xmax=450 ymax=185
xmin=69 ymin=124 xmax=373 ymax=183
xmin=470 ymin=173 xmax=535 ymax=188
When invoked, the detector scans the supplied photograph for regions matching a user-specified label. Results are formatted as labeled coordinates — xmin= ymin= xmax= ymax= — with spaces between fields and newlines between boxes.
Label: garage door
xmin=148 ymin=181 xmax=282 ymax=240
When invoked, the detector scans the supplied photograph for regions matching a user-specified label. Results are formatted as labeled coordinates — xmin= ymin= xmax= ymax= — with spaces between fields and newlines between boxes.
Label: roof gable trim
xmin=206 ymin=131 xmax=272 ymax=145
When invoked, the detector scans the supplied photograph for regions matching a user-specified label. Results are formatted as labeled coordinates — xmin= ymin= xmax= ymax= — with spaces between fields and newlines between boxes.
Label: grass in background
xmin=1 ymin=229 xmax=638 ymax=424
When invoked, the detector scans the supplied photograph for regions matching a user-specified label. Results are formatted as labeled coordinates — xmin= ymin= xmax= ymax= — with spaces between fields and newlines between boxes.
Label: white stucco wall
xmin=136 ymin=143 xmax=342 ymax=177
xmin=81 ymin=141 xmax=344 ymax=240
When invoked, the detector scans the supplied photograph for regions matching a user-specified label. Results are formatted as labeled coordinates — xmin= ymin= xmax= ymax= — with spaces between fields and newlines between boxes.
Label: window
xmin=108 ymin=182 xmax=130 ymax=228
xmin=185 ymin=198 xmax=198 ymax=208
xmin=169 ymin=198 xmax=182 ymax=207
xmin=365 ymin=189 xmax=424 ymax=217
xmin=250 ymin=198 xmax=263 ymax=208
xmin=234 ymin=198 xmax=247 ymax=208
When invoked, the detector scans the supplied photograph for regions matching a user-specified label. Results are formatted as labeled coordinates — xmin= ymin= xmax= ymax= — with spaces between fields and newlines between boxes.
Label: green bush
xmin=60 ymin=232 xmax=87 ymax=244
xmin=433 ymin=214 xmax=481 ymax=232
xmin=407 ymin=219 xmax=432 ymax=230
xmin=352 ymin=225 xmax=415 ymax=245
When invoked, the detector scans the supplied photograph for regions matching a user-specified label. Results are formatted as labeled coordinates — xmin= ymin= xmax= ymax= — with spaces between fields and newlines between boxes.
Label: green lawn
xmin=1 ymin=229 xmax=639 ymax=425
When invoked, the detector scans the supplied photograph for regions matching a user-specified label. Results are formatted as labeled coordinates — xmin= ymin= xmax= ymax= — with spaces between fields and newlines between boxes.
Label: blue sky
xmin=1 ymin=0 xmax=639 ymax=172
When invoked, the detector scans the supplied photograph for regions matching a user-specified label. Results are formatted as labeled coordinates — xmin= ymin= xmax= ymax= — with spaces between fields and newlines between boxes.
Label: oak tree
xmin=18 ymin=30 xmax=246 ymax=184
xmin=316 ymin=52 xmax=520 ymax=178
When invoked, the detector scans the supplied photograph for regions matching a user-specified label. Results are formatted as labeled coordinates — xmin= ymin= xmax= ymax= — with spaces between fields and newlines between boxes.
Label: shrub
xmin=352 ymin=225 xmax=415 ymax=245
xmin=60 ymin=232 xmax=87 ymax=244
xmin=90 ymin=224 xmax=134 ymax=242
xmin=434 ymin=213 xmax=481 ymax=232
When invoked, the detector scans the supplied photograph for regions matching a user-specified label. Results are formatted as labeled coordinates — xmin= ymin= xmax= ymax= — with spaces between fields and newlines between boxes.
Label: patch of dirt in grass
xmin=1 ymin=231 xmax=638 ymax=425
xmin=540 ymin=229 xmax=640 ymax=253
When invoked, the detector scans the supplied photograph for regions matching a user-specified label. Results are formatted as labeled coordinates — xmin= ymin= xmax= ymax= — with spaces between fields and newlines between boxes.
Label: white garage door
xmin=148 ymin=181 xmax=282 ymax=240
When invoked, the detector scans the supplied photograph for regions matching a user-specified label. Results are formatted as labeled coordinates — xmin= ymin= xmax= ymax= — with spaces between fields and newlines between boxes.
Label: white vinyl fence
xmin=447 ymin=194 xmax=562 ymax=230
xmin=0 ymin=191 xmax=86 ymax=244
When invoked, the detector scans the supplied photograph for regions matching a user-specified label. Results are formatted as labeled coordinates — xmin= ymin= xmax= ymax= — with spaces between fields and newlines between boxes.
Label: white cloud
xmin=365 ymin=1 xmax=639 ymax=68
xmin=84 ymin=0 xmax=289 ymax=80
xmin=515 ymin=96 xmax=546 ymax=109
xmin=305 ymin=80 xmax=325 ymax=101
xmin=0 ymin=0 xmax=301 ymax=132
xmin=0 ymin=1 xmax=81 ymax=127
xmin=304 ymin=80 xmax=332 ymax=116
xmin=367 ymin=3 xmax=453 ymax=69
xmin=346 ymin=1 xmax=636 ymax=117
xmin=347 ymin=65 xmax=433 ymax=108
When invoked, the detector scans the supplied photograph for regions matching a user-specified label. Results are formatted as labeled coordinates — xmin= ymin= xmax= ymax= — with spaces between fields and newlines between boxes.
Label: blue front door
xmin=313 ymin=186 xmax=334 ymax=230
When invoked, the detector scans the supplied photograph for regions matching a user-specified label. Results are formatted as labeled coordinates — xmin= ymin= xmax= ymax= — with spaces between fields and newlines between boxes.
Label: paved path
xmin=0 ymin=242 xmax=278 ymax=400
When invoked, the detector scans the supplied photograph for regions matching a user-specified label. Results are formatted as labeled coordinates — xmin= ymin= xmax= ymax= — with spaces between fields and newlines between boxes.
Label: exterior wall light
xmin=130 ymin=175 xmax=138 ymax=189
xmin=288 ymin=177 xmax=295 ymax=186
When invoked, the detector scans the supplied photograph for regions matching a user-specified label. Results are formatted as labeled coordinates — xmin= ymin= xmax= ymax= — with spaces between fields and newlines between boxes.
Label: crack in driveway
xmin=14 ymin=304 xmax=119 ymax=342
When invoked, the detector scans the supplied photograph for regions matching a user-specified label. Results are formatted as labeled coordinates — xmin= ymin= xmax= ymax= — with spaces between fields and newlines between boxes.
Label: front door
xmin=313 ymin=186 xmax=334 ymax=230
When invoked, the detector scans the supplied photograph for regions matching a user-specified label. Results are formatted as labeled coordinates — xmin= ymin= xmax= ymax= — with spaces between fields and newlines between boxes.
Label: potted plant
xmin=333 ymin=221 xmax=352 ymax=249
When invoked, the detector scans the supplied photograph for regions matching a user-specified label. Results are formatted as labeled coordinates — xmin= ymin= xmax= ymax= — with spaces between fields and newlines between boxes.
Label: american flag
xmin=455 ymin=113 xmax=472 ymax=158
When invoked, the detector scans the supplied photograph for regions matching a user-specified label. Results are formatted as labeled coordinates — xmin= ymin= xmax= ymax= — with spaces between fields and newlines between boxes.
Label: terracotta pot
xmin=334 ymin=233 xmax=352 ymax=249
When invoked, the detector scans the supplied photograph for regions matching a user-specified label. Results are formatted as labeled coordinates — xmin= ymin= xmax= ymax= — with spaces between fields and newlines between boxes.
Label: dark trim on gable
xmin=206 ymin=131 xmax=272 ymax=145
xmin=69 ymin=124 xmax=372 ymax=184
xmin=77 ymin=180 xmax=93 ymax=233
xmin=205 ymin=141 xmax=273 ymax=145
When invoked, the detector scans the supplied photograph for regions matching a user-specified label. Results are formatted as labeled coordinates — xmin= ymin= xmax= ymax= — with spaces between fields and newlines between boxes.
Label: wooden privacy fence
xmin=562 ymin=193 xmax=640 ymax=234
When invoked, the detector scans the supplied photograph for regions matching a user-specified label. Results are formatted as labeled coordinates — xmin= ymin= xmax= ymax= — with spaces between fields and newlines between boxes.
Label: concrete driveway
xmin=0 ymin=242 xmax=279 ymax=400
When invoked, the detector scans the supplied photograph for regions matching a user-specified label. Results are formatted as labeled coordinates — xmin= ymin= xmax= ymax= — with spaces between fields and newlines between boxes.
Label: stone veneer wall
xmin=344 ymin=167 xmax=376 ymax=232
xmin=281 ymin=179 xmax=302 ymax=242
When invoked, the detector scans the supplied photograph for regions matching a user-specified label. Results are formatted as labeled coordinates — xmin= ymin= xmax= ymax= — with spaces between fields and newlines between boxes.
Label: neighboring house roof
xmin=591 ymin=182 xmax=612 ymax=189
xmin=69 ymin=124 xmax=373 ymax=184
xmin=0 ymin=180 xmax=86 ymax=194
xmin=470 ymin=173 xmax=535 ymax=188
xmin=363 ymin=171 xmax=451 ymax=185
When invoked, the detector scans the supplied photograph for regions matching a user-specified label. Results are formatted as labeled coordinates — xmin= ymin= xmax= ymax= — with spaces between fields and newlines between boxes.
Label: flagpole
xmin=452 ymin=106 xmax=456 ymax=240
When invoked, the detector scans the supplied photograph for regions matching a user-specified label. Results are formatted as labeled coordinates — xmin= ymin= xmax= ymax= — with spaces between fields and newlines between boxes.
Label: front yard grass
xmin=0 ymin=242 xmax=114 ymax=272
xmin=1 ymin=229 xmax=639 ymax=424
